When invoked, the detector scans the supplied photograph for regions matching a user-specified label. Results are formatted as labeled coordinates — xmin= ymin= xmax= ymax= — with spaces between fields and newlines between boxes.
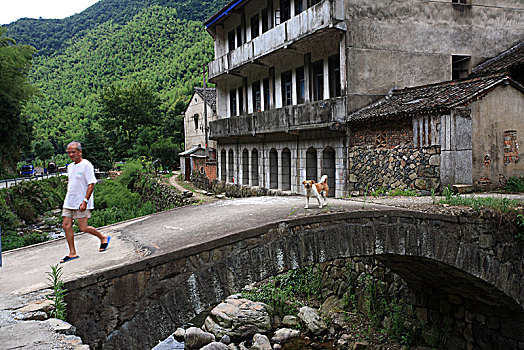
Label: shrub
xmin=505 ymin=177 xmax=524 ymax=193
xmin=95 ymin=179 xmax=141 ymax=209
xmin=11 ymin=197 xmax=38 ymax=224
xmin=117 ymin=160 xmax=144 ymax=189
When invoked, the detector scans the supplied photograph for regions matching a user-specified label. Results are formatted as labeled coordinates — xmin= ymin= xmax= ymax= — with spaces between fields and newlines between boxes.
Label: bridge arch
xmin=66 ymin=210 xmax=523 ymax=349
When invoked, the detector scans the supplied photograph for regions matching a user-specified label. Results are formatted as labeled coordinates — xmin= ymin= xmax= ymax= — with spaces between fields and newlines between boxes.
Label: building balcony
xmin=209 ymin=97 xmax=346 ymax=139
xmin=208 ymin=0 xmax=346 ymax=82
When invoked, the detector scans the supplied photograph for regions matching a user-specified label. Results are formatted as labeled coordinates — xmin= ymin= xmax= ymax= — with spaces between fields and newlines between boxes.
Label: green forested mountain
xmin=5 ymin=0 xmax=226 ymax=56
xmin=1 ymin=0 xmax=227 ymax=166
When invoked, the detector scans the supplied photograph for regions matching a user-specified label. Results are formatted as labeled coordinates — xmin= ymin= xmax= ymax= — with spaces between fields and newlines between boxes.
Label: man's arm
xmin=79 ymin=183 xmax=95 ymax=212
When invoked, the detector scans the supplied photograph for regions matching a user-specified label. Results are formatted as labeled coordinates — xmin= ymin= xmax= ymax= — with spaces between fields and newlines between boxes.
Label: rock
xmin=282 ymin=315 xmax=298 ymax=327
xmin=220 ymin=335 xmax=231 ymax=344
xmin=201 ymin=342 xmax=230 ymax=350
xmin=336 ymin=334 xmax=353 ymax=349
xmin=173 ymin=327 xmax=185 ymax=340
xmin=353 ymin=342 xmax=369 ymax=349
xmin=273 ymin=344 xmax=282 ymax=350
xmin=184 ymin=327 xmax=215 ymax=349
xmin=15 ymin=311 xmax=48 ymax=321
xmin=16 ymin=299 xmax=54 ymax=314
xmin=297 ymin=306 xmax=328 ymax=335
xmin=238 ymin=342 xmax=249 ymax=350
xmin=227 ymin=344 xmax=239 ymax=350
xmin=271 ymin=328 xmax=300 ymax=343
xmin=204 ymin=298 xmax=271 ymax=340
xmin=320 ymin=295 xmax=344 ymax=314
xmin=41 ymin=318 xmax=76 ymax=335
xmin=152 ymin=335 xmax=184 ymax=349
xmin=251 ymin=334 xmax=271 ymax=350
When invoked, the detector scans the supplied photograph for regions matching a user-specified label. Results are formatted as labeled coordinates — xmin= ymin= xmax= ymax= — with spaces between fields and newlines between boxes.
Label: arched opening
xmin=242 ymin=149 xmax=249 ymax=185
xmin=282 ymin=148 xmax=291 ymax=191
xmin=322 ymin=147 xmax=336 ymax=197
xmin=228 ymin=149 xmax=234 ymax=182
xmin=251 ymin=149 xmax=259 ymax=186
xmin=269 ymin=148 xmax=278 ymax=189
xmin=220 ymin=149 xmax=226 ymax=182
xmin=306 ymin=147 xmax=317 ymax=181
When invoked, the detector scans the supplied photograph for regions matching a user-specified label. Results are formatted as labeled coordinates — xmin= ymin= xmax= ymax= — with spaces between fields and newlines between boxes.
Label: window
xmin=452 ymin=55 xmax=470 ymax=80
xmin=296 ymin=67 xmax=305 ymax=104
xmin=295 ymin=0 xmax=304 ymax=14
xmin=261 ymin=9 xmax=269 ymax=33
xmin=252 ymin=81 xmax=261 ymax=112
xmin=238 ymin=87 xmax=244 ymax=115
xmin=280 ymin=0 xmax=291 ymax=22
xmin=281 ymin=70 xmax=293 ymax=106
xmin=230 ymin=89 xmax=237 ymax=117
xmin=263 ymin=78 xmax=271 ymax=110
xmin=328 ymin=55 xmax=341 ymax=98
xmin=228 ymin=30 xmax=235 ymax=52
xmin=251 ymin=14 xmax=260 ymax=39
xmin=312 ymin=60 xmax=324 ymax=101
xmin=452 ymin=0 xmax=471 ymax=12
xmin=236 ymin=26 xmax=243 ymax=47
xmin=193 ymin=114 xmax=199 ymax=130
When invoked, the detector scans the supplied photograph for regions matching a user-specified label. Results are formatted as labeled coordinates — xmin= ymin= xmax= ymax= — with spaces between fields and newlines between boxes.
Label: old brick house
xmin=181 ymin=87 xmax=217 ymax=180
xmin=204 ymin=0 xmax=524 ymax=196
xmin=347 ymin=73 xmax=524 ymax=193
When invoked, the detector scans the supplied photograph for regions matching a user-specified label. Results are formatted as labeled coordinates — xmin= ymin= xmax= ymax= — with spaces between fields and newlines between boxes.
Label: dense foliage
xmin=0 ymin=28 xmax=36 ymax=176
xmin=0 ymin=176 xmax=67 ymax=250
xmin=5 ymin=0 xmax=226 ymax=55
xmin=2 ymin=0 xmax=226 ymax=169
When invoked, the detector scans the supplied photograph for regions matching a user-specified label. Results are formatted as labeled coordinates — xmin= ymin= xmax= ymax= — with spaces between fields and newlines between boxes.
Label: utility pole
xmin=203 ymin=63 xmax=209 ymax=157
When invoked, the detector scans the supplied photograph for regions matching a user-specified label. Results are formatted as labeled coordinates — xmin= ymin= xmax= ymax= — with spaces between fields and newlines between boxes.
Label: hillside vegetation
xmin=2 ymin=0 xmax=226 ymax=166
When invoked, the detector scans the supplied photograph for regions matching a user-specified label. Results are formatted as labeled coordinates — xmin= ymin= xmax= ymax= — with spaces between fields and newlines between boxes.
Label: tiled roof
xmin=472 ymin=39 xmax=524 ymax=75
xmin=348 ymin=74 xmax=522 ymax=122
xmin=195 ymin=87 xmax=217 ymax=112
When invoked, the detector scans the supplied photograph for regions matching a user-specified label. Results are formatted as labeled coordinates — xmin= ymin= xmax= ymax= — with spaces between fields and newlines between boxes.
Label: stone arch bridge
xmin=60 ymin=199 xmax=523 ymax=349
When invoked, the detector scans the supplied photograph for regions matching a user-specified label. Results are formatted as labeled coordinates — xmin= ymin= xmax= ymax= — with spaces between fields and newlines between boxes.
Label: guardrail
xmin=0 ymin=172 xmax=66 ymax=189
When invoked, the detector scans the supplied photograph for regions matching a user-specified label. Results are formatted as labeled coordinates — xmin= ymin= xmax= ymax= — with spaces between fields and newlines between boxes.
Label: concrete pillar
xmin=292 ymin=69 xmax=298 ymax=105
xmin=242 ymin=77 xmax=248 ymax=115
xmin=323 ymin=57 xmax=329 ymax=99
xmin=339 ymin=35 xmax=347 ymax=97
xmin=269 ymin=67 xmax=275 ymax=109
xmin=304 ymin=53 xmax=311 ymax=102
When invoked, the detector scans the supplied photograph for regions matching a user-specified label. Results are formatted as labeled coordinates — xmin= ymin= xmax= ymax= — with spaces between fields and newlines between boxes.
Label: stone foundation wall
xmin=348 ymin=146 xmax=441 ymax=195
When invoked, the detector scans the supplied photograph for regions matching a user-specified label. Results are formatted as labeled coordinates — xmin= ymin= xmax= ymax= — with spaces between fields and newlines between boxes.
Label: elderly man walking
xmin=60 ymin=141 xmax=110 ymax=263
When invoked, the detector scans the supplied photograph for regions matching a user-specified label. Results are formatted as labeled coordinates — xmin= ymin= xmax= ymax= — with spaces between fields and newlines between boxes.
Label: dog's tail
xmin=319 ymin=174 xmax=328 ymax=184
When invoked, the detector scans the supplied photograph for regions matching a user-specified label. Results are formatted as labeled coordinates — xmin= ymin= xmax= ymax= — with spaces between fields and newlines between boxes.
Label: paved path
xmin=0 ymin=196 xmax=394 ymax=296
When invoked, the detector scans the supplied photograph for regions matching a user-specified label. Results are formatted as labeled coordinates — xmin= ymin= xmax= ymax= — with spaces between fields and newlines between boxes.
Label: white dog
xmin=302 ymin=175 xmax=329 ymax=209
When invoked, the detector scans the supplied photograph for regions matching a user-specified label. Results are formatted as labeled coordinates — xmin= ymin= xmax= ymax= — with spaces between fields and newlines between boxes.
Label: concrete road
xmin=0 ymin=196 xmax=393 ymax=295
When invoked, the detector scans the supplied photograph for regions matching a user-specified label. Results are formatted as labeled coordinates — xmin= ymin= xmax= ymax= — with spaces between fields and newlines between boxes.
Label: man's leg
xmin=77 ymin=218 xmax=107 ymax=244
xmin=62 ymin=216 xmax=78 ymax=258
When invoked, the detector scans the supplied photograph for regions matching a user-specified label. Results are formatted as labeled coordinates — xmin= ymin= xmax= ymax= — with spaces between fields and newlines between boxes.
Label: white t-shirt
xmin=63 ymin=159 xmax=98 ymax=210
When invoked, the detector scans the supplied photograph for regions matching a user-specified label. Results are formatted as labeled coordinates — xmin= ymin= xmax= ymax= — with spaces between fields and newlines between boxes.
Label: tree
xmin=0 ymin=28 xmax=36 ymax=171
xmin=32 ymin=139 xmax=54 ymax=161
xmin=82 ymin=126 xmax=112 ymax=171
xmin=99 ymin=81 xmax=162 ymax=159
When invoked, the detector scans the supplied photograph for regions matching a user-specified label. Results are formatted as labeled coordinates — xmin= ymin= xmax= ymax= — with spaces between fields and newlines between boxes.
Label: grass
xmin=439 ymin=188 xmax=522 ymax=213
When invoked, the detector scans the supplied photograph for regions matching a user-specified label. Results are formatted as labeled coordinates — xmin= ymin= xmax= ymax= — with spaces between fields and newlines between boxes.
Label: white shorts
xmin=62 ymin=208 xmax=92 ymax=219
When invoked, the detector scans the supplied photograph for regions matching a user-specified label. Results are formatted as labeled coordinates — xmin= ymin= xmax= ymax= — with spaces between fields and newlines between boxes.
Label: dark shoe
xmin=99 ymin=236 xmax=111 ymax=252
xmin=60 ymin=255 xmax=79 ymax=263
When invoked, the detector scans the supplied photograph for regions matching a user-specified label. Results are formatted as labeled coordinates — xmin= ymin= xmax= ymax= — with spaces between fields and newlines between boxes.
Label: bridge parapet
xmin=65 ymin=210 xmax=523 ymax=349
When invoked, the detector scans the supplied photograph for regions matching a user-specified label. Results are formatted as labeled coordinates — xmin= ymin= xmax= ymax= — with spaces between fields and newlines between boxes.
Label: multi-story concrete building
xmin=204 ymin=0 xmax=524 ymax=196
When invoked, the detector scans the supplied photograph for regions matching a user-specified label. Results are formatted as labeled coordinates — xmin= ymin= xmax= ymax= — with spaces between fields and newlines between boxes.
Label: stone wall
xmin=64 ymin=210 xmax=523 ymax=349
xmin=191 ymin=170 xmax=297 ymax=198
xmin=133 ymin=174 xmax=191 ymax=210
xmin=348 ymin=146 xmax=441 ymax=195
